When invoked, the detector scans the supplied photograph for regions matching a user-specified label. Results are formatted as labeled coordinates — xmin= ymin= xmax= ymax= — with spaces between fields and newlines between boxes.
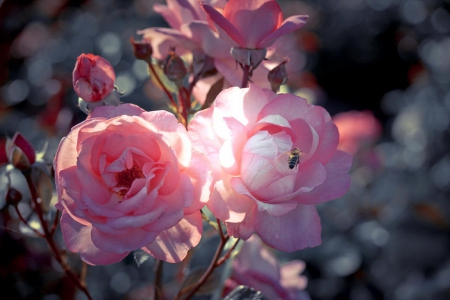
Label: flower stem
xmin=154 ymin=260 xmax=164 ymax=300
xmin=177 ymin=234 xmax=229 ymax=299
xmin=241 ymin=65 xmax=250 ymax=88
xmin=22 ymin=170 xmax=93 ymax=300
xmin=147 ymin=63 xmax=179 ymax=114
xmin=216 ymin=238 xmax=240 ymax=267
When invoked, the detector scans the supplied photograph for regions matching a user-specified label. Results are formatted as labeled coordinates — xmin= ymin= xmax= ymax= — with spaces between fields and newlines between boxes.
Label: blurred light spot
xmin=27 ymin=58 xmax=52 ymax=86
xmin=401 ymin=148 xmax=425 ymax=169
xmin=18 ymin=118 xmax=40 ymax=140
xmin=355 ymin=220 xmax=389 ymax=246
xmin=3 ymin=80 xmax=29 ymax=106
xmin=419 ymin=37 xmax=450 ymax=74
xmin=366 ymin=0 xmax=391 ymax=11
xmin=428 ymin=106 xmax=449 ymax=131
xmin=436 ymin=263 xmax=450 ymax=288
xmin=98 ymin=32 xmax=121 ymax=56
xmin=401 ymin=0 xmax=427 ymax=25
xmin=69 ymin=36 xmax=94 ymax=59
xmin=116 ymin=73 xmax=136 ymax=96
xmin=392 ymin=108 xmax=427 ymax=152
xmin=430 ymin=155 xmax=450 ymax=191
xmin=44 ymin=79 xmax=62 ymax=96
xmin=371 ymin=260 xmax=387 ymax=278
xmin=381 ymin=89 xmax=405 ymax=114
xmin=132 ymin=60 xmax=149 ymax=81
xmin=70 ymin=12 xmax=99 ymax=37
xmin=42 ymin=294 xmax=61 ymax=300
xmin=110 ymin=272 xmax=131 ymax=294
xmin=352 ymin=166 xmax=374 ymax=187
xmin=328 ymin=251 xmax=361 ymax=277
xmin=11 ymin=22 xmax=50 ymax=58
xmin=431 ymin=8 xmax=450 ymax=33
xmin=44 ymin=38 xmax=69 ymax=63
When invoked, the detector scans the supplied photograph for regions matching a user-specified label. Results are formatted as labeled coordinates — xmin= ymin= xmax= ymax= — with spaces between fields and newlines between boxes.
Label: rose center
xmin=114 ymin=165 xmax=145 ymax=197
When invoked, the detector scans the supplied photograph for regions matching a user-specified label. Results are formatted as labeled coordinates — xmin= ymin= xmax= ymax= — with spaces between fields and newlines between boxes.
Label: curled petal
xmin=142 ymin=212 xmax=203 ymax=263
xmin=60 ymin=211 xmax=128 ymax=266
xmin=255 ymin=204 xmax=322 ymax=251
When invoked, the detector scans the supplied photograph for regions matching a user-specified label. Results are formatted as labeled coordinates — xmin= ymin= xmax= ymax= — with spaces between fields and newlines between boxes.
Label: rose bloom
xmin=201 ymin=0 xmax=308 ymax=49
xmin=54 ymin=104 xmax=211 ymax=265
xmin=188 ymin=85 xmax=352 ymax=251
xmin=73 ymin=53 xmax=116 ymax=102
xmin=224 ymin=236 xmax=310 ymax=300
xmin=332 ymin=110 xmax=382 ymax=155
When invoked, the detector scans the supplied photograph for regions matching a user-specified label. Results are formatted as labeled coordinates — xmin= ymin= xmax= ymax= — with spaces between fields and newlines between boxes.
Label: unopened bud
xmin=163 ymin=47 xmax=187 ymax=87
xmin=6 ymin=187 xmax=22 ymax=206
xmin=78 ymin=87 xmax=122 ymax=115
xmin=6 ymin=132 xmax=36 ymax=169
xmin=130 ymin=37 xmax=153 ymax=63
xmin=268 ymin=58 xmax=289 ymax=92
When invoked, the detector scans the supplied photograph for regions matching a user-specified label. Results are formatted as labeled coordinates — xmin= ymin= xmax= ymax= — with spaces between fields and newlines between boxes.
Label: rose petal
xmin=142 ymin=212 xmax=203 ymax=263
xmin=257 ymin=15 xmax=308 ymax=48
xmin=224 ymin=0 xmax=282 ymax=48
xmin=91 ymin=226 xmax=159 ymax=253
xmin=297 ymin=150 xmax=352 ymax=205
xmin=254 ymin=204 xmax=322 ymax=251
xmin=60 ymin=211 xmax=128 ymax=266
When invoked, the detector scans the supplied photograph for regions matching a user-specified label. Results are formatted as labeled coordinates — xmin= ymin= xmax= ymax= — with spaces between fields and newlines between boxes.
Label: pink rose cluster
xmin=55 ymin=81 xmax=351 ymax=265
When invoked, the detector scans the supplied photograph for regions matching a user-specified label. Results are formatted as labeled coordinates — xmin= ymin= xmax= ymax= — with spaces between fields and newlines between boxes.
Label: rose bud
xmin=268 ymin=58 xmax=289 ymax=92
xmin=163 ymin=47 xmax=187 ymax=87
xmin=73 ymin=53 xmax=116 ymax=102
xmin=130 ymin=37 xmax=153 ymax=63
xmin=6 ymin=187 xmax=22 ymax=206
xmin=6 ymin=132 xmax=36 ymax=169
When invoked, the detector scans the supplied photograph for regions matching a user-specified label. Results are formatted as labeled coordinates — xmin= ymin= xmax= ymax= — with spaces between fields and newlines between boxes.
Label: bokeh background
xmin=1 ymin=0 xmax=450 ymax=299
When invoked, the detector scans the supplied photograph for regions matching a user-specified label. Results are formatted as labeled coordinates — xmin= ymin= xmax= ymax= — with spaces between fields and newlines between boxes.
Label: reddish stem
xmin=176 ymin=235 xmax=229 ymax=300
xmin=241 ymin=65 xmax=250 ymax=88
xmin=13 ymin=206 xmax=44 ymax=237
xmin=23 ymin=171 xmax=93 ymax=300
xmin=147 ymin=63 xmax=179 ymax=114
xmin=216 ymin=238 xmax=241 ymax=267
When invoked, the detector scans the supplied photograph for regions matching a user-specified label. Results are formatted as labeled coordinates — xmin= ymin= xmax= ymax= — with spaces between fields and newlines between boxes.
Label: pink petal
xmin=183 ymin=149 xmax=213 ymax=214
xmin=309 ymin=120 xmax=340 ymax=165
xmin=137 ymin=27 xmax=198 ymax=60
xmin=153 ymin=3 xmax=182 ymax=30
xmin=91 ymin=226 xmax=159 ymax=253
xmin=180 ymin=21 xmax=231 ymax=59
xmin=105 ymin=200 xmax=168 ymax=231
xmin=224 ymin=0 xmax=283 ymax=48
xmin=208 ymin=174 xmax=255 ymax=222
xmin=280 ymin=260 xmax=308 ymax=290
xmin=297 ymin=150 xmax=352 ymax=205
xmin=257 ymin=15 xmax=308 ymax=48
xmin=254 ymin=204 xmax=322 ymax=251
xmin=140 ymin=110 xmax=192 ymax=168
xmin=219 ymin=117 xmax=247 ymax=175
xmin=60 ymin=211 xmax=128 ymax=266
xmin=142 ymin=212 xmax=203 ymax=263
xmin=201 ymin=2 xmax=245 ymax=47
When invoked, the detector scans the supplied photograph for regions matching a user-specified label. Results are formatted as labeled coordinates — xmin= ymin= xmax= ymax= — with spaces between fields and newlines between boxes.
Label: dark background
xmin=1 ymin=0 xmax=450 ymax=299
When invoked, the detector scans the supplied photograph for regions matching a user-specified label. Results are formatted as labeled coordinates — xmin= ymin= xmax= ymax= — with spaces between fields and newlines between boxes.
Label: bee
xmin=288 ymin=148 xmax=301 ymax=169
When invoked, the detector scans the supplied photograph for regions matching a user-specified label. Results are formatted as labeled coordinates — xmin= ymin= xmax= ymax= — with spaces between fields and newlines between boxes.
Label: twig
xmin=154 ymin=260 xmax=164 ymax=300
xmin=216 ymin=238 xmax=240 ymax=267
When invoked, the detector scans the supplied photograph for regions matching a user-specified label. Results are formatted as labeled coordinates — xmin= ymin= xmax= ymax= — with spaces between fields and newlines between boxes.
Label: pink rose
xmin=225 ymin=236 xmax=310 ymax=300
xmin=188 ymin=85 xmax=352 ymax=251
xmin=201 ymin=0 xmax=308 ymax=49
xmin=73 ymin=53 xmax=116 ymax=102
xmin=54 ymin=104 xmax=211 ymax=265
xmin=332 ymin=110 xmax=382 ymax=155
